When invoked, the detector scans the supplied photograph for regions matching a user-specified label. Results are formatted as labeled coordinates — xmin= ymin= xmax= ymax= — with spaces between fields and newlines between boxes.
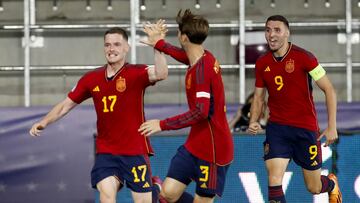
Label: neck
xmin=274 ymin=42 xmax=290 ymax=57
xmin=184 ymin=44 xmax=205 ymax=66
xmin=106 ymin=61 xmax=125 ymax=77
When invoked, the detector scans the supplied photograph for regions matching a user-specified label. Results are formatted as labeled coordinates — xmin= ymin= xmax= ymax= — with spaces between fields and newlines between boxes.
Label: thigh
xmin=292 ymin=129 xmax=322 ymax=170
xmin=131 ymin=191 xmax=152 ymax=203
xmin=96 ymin=176 xmax=121 ymax=198
xmin=264 ymin=123 xmax=293 ymax=160
xmin=161 ymin=177 xmax=188 ymax=201
xmin=194 ymin=194 xmax=215 ymax=203
xmin=166 ymin=145 xmax=196 ymax=186
xmin=194 ymin=159 xmax=230 ymax=198
xmin=91 ymin=154 xmax=124 ymax=189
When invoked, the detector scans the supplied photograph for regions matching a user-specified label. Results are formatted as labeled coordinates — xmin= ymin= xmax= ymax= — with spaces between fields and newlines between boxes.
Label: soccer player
xmin=29 ymin=26 xmax=168 ymax=203
xmin=248 ymin=15 xmax=342 ymax=203
xmin=139 ymin=9 xmax=234 ymax=203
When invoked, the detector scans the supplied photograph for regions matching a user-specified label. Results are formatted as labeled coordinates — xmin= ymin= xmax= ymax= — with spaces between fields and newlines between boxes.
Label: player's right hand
xmin=29 ymin=123 xmax=45 ymax=137
xmin=140 ymin=19 xmax=168 ymax=46
xmin=247 ymin=121 xmax=262 ymax=135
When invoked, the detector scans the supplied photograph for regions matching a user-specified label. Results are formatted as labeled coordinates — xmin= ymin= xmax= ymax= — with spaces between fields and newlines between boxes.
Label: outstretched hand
xmin=140 ymin=19 xmax=168 ymax=47
xmin=138 ymin=119 xmax=162 ymax=137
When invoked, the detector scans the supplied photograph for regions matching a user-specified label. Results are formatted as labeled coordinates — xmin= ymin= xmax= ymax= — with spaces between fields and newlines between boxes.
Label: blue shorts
xmin=264 ymin=122 xmax=322 ymax=170
xmin=91 ymin=154 xmax=153 ymax=193
xmin=167 ymin=145 xmax=230 ymax=198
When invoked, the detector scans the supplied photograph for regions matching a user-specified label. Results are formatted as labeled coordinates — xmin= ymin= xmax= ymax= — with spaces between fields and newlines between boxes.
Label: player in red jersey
xmin=139 ymin=10 xmax=234 ymax=203
xmin=248 ymin=15 xmax=342 ymax=203
xmin=29 ymin=26 xmax=168 ymax=203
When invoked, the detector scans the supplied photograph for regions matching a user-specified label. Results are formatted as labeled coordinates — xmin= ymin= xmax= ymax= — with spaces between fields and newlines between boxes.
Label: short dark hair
xmin=176 ymin=9 xmax=209 ymax=44
xmin=266 ymin=15 xmax=289 ymax=29
xmin=104 ymin=27 xmax=128 ymax=41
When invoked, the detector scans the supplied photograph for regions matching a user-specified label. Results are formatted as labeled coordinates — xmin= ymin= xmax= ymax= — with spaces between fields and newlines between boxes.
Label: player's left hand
xmin=138 ymin=119 xmax=162 ymax=136
xmin=318 ymin=127 xmax=338 ymax=147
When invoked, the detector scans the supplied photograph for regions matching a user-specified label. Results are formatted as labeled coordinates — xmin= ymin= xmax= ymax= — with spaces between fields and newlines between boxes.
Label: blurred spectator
xmin=228 ymin=92 xmax=268 ymax=132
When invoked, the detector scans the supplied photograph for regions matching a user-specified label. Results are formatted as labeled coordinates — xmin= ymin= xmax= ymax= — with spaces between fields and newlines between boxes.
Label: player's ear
xmin=285 ymin=29 xmax=290 ymax=37
xmin=181 ymin=34 xmax=189 ymax=43
xmin=125 ymin=42 xmax=130 ymax=52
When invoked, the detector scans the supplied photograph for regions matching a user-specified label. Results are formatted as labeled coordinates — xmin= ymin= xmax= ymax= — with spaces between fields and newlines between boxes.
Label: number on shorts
xmin=131 ymin=165 xmax=147 ymax=182
xmin=309 ymin=145 xmax=318 ymax=160
xmin=199 ymin=165 xmax=209 ymax=182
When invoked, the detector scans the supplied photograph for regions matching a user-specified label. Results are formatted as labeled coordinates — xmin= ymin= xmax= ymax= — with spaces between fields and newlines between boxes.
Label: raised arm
xmin=141 ymin=19 xmax=189 ymax=65
xmin=29 ymin=97 xmax=77 ymax=136
xmin=141 ymin=19 xmax=168 ymax=82
xmin=154 ymin=39 xmax=189 ymax=65
xmin=148 ymin=49 xmax=168 ymax=83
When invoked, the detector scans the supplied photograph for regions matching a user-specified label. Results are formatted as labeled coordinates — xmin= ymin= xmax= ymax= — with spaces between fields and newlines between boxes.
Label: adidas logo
xmin=142 ymin=182 xmax=150 ymax=188
xmin=265 ymin=66 xmax=270 ymax=72
xmin=92 ymin=86 xmax=100 ymax=92
xmin=311 ymin=160 xmax=318 ymax=166
xmin=200 ymin=183 xmax=207 ymax=188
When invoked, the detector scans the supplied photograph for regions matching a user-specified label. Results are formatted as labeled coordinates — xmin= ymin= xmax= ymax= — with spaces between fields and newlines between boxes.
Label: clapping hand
xmin=140 ymin=19 xmax=168 ymax=47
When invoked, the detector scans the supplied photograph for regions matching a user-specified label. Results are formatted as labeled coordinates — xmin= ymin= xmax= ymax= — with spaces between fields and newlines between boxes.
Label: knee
xmin=268 ymin=175 xmax=283 ymax=185
xmin=99 ymin=191 xmax=116 ymax=203
xmin=306 ymin=184 xmax=322 ymax=194
xmin=160 ymin=189 xmax=179 ymax=203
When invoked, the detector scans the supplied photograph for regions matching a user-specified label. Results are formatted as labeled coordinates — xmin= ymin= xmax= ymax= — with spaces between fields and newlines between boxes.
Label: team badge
xmin=264 ymin=143 xmax=270 ymax=155
xmin=213 ymin=60 xmax=220 ymax=74
xmin=116 ymin=77 xmax=126 ymax=92
xmin=285 ymin=59 xmax=295 ymax=73
xmin=186 ymin=74 xmax=192 ymax=89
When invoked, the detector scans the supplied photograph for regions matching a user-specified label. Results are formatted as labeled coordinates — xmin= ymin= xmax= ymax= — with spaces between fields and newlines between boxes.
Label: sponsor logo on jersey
xmin=265 ymin=66 xmax=271 ymax=72
xmin=116 ymin=77 xmax=126 ymax=92
xmin=213 ymin=60 xmax=220 ymax=74
xmin=186 ymin=74 xmax=192 ymax=89
xmin=285 ymin=59 xmax=295 ymax=73
xmin=92 ymin=86 xmax=100 ymax=92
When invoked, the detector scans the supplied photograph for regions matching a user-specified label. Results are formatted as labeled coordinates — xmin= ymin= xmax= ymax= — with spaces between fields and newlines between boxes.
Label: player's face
xmin=104 ymin=33 xmax=129 ymax=65
xmin=265 ymin=20 xmax=289 ymax=54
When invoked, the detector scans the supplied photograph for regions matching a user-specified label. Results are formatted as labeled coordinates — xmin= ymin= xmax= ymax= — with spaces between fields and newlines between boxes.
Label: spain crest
xmin=285 ymin=59 xmax=295 ymax=73
xmin=116 ymin=76 xmax=126 ymax=92
xmin=213 ymin=60 xmax=220 ymax=74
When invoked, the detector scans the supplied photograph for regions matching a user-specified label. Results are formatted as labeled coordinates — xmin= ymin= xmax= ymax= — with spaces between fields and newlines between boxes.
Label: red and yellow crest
xmin=285 ymin=59 xmax=295 ymax=73
xmin=116 ymin=77 xmax=126 ymax=92
xmin=213 ymin=60 xmax=220 ymax=74
xmin=186 ymin=74 xmax=192 ymax=89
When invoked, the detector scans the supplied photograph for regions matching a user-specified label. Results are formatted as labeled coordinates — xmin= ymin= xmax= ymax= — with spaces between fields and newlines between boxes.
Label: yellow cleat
xmin=328 ymin=173 xmax=342 ymax=203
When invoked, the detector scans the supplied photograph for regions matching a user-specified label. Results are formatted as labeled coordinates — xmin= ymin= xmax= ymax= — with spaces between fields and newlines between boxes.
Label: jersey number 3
xmin=102 ymin=95 xmax=117 ymax=112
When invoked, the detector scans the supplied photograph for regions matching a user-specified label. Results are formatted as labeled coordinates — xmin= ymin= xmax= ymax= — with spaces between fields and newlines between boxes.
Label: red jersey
xmin=155 ymin=40 xmax=234 ymax=165
xmin=68 ymin=64 xmax=154 ymax=155
xmin=255 ymin=43 xmax=319 ymax=131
